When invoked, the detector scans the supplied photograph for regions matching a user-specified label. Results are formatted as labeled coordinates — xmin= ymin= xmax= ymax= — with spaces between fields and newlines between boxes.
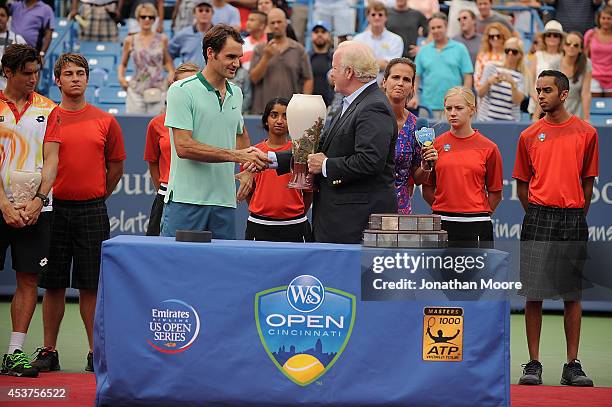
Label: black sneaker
xmin=561 ymin=360 xmax=594 ymax=387
xmin=1 ymin=350 xmax=39 ymax=377
xmin=85 ymin=351 xmax=94 ymax=372
xmin=518 ymin=360 xmax=543 ymax=385
xmin=30 ymin=347 xmax=60 ymax=372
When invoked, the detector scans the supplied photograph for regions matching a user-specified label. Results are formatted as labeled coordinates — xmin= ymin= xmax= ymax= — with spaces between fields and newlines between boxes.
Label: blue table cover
xmin=95 ymin=236 xmax=510 ymax=407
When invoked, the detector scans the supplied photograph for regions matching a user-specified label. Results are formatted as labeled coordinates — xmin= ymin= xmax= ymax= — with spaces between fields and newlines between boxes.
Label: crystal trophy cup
xmin=10 ymin=170 xmax=42 ymax=205
xmin=286 ymin=94 xmax=327 ymax=191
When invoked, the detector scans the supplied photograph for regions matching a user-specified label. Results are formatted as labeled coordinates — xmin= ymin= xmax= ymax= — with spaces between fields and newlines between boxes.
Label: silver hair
xmin=337 ymin=41 xmax=378 ymax=83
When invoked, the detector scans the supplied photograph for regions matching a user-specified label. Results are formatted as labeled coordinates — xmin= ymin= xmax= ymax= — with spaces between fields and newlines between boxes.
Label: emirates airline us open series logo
xmin=147 ymin=299 xmax=201 ymax=354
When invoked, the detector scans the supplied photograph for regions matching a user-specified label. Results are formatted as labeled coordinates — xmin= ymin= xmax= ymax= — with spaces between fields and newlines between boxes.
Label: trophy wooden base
xmin=287 ymin=163 xmax=315 ymax=191
xmin=363 ymin=214 xmax=448 ymax=248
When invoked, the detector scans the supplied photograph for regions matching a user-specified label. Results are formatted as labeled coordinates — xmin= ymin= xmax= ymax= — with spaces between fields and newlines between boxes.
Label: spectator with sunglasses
xmin=118 ymin=3 xmax=175 ymax=114
xmin=477 ymin=37 xmax=528 ymax=121
xmin=474 ymin=22 xmax=512 ymax=86
xmin=453 ymin=9 xmax=482 ymax=65
xmin=353 ymin=1 xmax=403 ymax=80
xmin=530 ymin=20 xmax=564 ymax=119
xmin=551 ymin=32 xmax=592 ymax=120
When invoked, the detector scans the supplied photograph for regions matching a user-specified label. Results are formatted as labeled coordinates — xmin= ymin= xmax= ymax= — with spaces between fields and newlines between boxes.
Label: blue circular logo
xmin=286 ymin=275 xmax=325 ymax=313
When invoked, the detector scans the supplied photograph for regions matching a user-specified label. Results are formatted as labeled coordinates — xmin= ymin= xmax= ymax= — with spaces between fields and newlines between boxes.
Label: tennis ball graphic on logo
xmin=282 ymin=354 xmax=325 ymax=384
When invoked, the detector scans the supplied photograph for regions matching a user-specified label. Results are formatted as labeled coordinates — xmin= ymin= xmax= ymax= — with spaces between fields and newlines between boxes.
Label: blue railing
xmin=40 ymin=19 xmax=78 ymax=95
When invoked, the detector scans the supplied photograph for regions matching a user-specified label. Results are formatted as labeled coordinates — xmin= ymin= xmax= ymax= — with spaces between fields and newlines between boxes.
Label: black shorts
xmin=518 ymin=204 xmax=588 ymax=301
xmin=39 ymin=198 xmax=110 ymax=289
xmin=437 ymin=212 xmax=494 ymax=249
xmin=0 ymin=211 xmax=51 ymax=274
xmin=146 ymin=192 xmax=165 ymax=236
xmin=245 ymin=214 xmax=313 ymax=243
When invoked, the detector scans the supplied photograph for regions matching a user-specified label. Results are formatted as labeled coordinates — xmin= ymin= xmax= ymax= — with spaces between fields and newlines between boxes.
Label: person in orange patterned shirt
xmin=0 ymin=44 xmax=60 ymax=378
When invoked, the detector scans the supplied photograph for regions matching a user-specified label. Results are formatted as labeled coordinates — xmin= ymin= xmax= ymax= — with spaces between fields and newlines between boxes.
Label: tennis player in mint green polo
xmin=162 ymin=24 xmax=271 ymax=239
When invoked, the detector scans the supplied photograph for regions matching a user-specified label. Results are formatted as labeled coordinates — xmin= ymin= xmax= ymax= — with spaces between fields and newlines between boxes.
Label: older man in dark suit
xmin=273 ymin=41 xmax=397 ymax=244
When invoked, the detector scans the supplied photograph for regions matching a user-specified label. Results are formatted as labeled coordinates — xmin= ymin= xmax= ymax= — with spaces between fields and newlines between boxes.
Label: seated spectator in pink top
xmin=585 ymin=5 xmax=612 ymax=97
xmin=9 ymin=0 xmax=54 ymax=53
xmin=241 ymin=10 xmax=267 ymax=70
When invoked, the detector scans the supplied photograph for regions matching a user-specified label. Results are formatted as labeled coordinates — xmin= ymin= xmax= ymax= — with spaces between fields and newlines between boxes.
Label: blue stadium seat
xmin=55 ymin=19 xmax=70 ymax=35
xmin=46 ymin=86 xmax=97 ymax=103
xmin=48 ymin=86 xmax=62 ymax=103
xmin=119 ymin=25 xmax=130 ymax=42
xmin=97 ymin=103 xmax=126 ymax=115
xmin=590 ymin=116 xmax=612 ymax=126
xmin=98 ymin=87 xmax=128 ymax=104
xmin=86 ymin=55 xmax=116 ymax=73
xmin=591 ymin=98 xmax=612 ymax=115
xmin=78 ymin=42 xmax=122 ymax=62
xmin=88 ymin=68 xmax=107 ymax=88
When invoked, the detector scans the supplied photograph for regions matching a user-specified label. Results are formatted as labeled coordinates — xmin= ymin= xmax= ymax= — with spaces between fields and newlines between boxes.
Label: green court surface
xmin=1 ymin=301 xmax=610 ymax=386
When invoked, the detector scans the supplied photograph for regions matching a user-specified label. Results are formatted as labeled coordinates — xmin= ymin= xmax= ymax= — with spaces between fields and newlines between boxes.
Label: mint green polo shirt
xmin=164 ymin=72 xmax=244 ymax=208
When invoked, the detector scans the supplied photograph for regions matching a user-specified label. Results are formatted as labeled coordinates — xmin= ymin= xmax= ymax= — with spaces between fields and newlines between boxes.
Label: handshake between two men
xmin=240 ymin=147 xmax=326 ymax=174
xmin=236 ymin=147 xmax=326 ymax=203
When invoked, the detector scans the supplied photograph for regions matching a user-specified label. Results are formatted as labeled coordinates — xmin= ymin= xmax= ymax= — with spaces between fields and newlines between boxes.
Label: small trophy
xmin=10 ymin=170 xmax=42 ymax=205
xmin=415 ymin=118 xmax=436 ymax=170
xmin=286 ymin=94 xmax=327 ymax=191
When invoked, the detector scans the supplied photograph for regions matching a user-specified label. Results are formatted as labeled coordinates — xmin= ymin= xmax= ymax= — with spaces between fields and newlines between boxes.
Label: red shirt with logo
xmin=144 ymin=114 xmax=171 ymax=185
xmin=54 ymin=104 xmax=126 ymax=200
xmin=424 ymin=130 xmax=503 ymax=213
xmin=512 ymin=115 xmax=599 ymax=208
xmin=248 ymin=140 xmax=305 ymax=219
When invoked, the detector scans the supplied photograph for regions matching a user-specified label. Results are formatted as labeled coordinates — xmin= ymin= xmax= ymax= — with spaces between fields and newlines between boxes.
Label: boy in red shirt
xmin=31 ymin=54 xmax=126 ymax=373
xmin=513 ymin=70 xmax=598 ymax=387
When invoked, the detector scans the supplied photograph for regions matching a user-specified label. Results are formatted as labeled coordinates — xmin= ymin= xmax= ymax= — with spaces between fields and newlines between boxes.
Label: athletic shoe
xmin=1 ymin=350 xmax=39 ymax=377
xmin=561 ymin=360 xmax=594 ymax=387
xmin=518 ymin=360 xmax=542 ymax=385
xmin=31 ymin=347 xmax=61 ymax=372
xmin=85 ymin=351 xmax=94 ymax=372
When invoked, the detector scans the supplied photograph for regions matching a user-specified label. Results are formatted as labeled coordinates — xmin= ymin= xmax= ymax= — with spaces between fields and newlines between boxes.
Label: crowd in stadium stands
xmin=0 ymin=0 xmax=611 ymax=118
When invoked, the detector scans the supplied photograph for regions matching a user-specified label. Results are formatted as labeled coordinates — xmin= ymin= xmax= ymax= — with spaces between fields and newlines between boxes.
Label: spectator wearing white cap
xmin=530 ymin=20 xmax=564 ymax=119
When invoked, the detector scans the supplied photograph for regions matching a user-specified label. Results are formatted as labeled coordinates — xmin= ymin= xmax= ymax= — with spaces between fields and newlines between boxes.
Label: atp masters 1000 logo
xmin=255 ymin=275 xmax=356 ymax=386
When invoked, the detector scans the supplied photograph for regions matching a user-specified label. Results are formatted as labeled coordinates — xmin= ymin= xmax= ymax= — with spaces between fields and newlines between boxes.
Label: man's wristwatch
xmin=35 ymin=193 xmax=50 ymax=207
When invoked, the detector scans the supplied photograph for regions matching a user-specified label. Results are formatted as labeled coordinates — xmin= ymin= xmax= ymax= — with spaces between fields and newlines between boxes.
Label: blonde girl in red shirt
xmin=422 ymin=86 xmax=503 ymax=247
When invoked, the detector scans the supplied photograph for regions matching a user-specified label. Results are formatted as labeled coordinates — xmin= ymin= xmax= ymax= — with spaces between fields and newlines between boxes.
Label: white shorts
xmin=590 ymin=77 xmax=612 ymax=94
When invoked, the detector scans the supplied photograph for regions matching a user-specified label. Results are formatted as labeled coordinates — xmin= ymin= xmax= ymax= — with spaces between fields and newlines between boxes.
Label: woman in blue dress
xmin=382 ymin=57 xmax=438 ymax=214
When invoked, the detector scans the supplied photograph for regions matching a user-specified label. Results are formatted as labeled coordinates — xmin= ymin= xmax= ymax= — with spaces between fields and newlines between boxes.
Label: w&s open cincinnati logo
xmin=255 ymin=275 xmax=356 ymax=386
xmin=147 ymin=299 xmax=201 ymax=354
